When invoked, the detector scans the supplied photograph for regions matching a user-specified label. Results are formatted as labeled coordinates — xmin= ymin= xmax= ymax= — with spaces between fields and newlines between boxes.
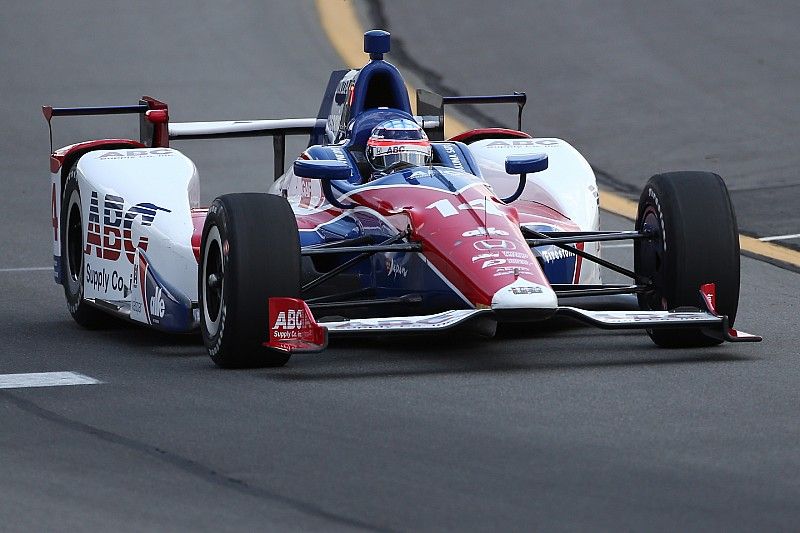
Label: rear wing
xmin=43 ymin=96 xmax=171 ymax=153
xmin=416 ymin=89 xmax=527 ymax=141
xmin=168 ymin=118 xmax=326 ymax=180
xmin=43 ymin=96 xmax=327 ymax=181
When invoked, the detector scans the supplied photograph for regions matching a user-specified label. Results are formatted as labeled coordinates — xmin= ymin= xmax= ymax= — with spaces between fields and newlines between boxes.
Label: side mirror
xmin=292 ymin=159 xmax=356 ymax=210
xmin=505 ymin=153 xmax=548 ymax=175
xmin=500 ymin=153 xmax=548 ymax=203
xmin=293 ymin=159 xmax=352 ymax=181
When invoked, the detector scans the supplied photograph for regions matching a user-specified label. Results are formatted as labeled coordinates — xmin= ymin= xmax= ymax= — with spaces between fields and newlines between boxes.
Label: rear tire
xmin=61 ymin=165 xmax=113 ymax=328
xmin=634 ymin=172 xmax=740 ymax=348
xmin=199 ymin=193 xmax=300 ymax=368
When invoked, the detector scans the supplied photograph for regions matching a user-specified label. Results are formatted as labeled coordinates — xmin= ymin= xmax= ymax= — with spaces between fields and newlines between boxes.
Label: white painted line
xmin=601 ymin=243 xmax=634 ymax=249
xmin=0 ymin=266 xmax=52 ymax=273
xmin=759 ymin=233 xmax=800 ymax=242
xmin=0 ymin=372 xmax=101 ymax=389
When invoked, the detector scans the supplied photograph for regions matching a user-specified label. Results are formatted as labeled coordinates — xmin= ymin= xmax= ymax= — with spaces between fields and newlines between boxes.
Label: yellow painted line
xmin=314 ymin=0 xmax=800 ymax=268
xmin=739 ymin=234 xmax=800 ymax=265
xmin=316 ymin=0 xmax=363 ymax=70
xmin=315 ymin=0 xmax=467 ymax=138
xmin=598 ymin=192 xmax=638 ymax=219
xmin=596 ymin=192 xmax=800 ymax=264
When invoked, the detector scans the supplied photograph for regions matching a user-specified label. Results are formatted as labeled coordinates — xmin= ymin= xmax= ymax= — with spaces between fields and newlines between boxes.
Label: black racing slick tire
xmin=199 ymin=193 xmax=301 ymax=368
xmin=634 ymin=171 xmax=740 ymax=348
xmin=61 ymin=165 xmax=113 ymax=328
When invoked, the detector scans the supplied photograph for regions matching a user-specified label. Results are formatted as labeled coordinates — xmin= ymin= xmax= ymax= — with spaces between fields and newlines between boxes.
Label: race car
xmin=43 ymin=30 xmax=760 ymax=368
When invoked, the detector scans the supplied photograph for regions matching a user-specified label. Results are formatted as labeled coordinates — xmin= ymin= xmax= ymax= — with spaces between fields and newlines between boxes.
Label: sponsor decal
xmin=493 ymin=266 xmax=532 ymax=277
xmin=327 ymin=72 xmax=357 ymax=142
xmin=300 ymin=178 xmax=313 ymax=198
xmin=385 ymin=257 xmax=408 ymax=278
xmin=84 ymin=191 xmax=171 ymax=264
xmin=373 ymin=145 xmax=404 ymax=156
xmin=471 ymin=252 xmax=499 ymax=262
xmin=482 ymin=259 xmax=506 ymax=269
xmin=130 ymin=250 xmax=193 ymax=331
xmin=131 ymin=259 xmax=142 ymax=313
xmin=587 ymin=312 xmax=713 ymax=324
xmin=442 ymin=144 xmax=465 ymax=171
xmin=480 ymin=257 xmax=532 ymax=270
xmin=149 ymin=286 xmax=165 ymax=318
xmin=329 ymin=310 xmax=476 ymax=331
xmin=272 ymin=309 xmax=312 ymax=339
xmin=266 ymin=297 xmax=326 ymax=353
xmin=501 ymin=250 xmax=528 ymax=259
xmin=485 ymin=139 xmax=560 ymax=148
xmin=462 ymin=227 xmax=510 ymax=238
xmin=700 ymin=283 xmax=717 ymax=313
xmin=97 ymin=148 xmax=175 ymax=159
xmin=85 ymin=263 xmax=130 ymax=294
xmin=299 ymin=177 xmax=319 ymax=209
xmin=473 ymin=239 xmax=516 ymax=250
xmin=511 ymin=286 xmax=543 ymax=295
xmin=329 ymin=146 xmax=349 ymax=163
xmin=539 ymin=247 xmax=575 ymax=263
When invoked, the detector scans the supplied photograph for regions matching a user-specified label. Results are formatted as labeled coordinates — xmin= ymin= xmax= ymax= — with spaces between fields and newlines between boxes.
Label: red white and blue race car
xmin=43 ymin=30 xmax=760 ymax=368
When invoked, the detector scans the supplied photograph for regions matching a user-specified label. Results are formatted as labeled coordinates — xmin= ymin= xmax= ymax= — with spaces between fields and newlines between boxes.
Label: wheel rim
xmin=637 ymin=206 xmax=667 ymax=310
xmin=65 ymin=191 xmax=83 ymax=291
xmin=202 ymin=225 xmax=224 ymax=336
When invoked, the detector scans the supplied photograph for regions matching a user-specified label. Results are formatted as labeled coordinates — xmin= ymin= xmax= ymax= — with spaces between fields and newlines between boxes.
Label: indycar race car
xmin=43 ymin=30 xmax=760 ymax=368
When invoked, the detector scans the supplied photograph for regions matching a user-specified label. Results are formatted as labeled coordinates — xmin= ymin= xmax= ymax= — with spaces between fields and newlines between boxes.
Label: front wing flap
xmin=555 ymin=307 xmax=761 ymax=342
xmin=318 ymin=307 xmax=760 ymax=342
xmin=321 ymin=309 xmax=493 ymax=335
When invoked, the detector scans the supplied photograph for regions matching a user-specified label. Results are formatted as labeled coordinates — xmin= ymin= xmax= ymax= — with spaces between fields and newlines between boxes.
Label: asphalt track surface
xmin=0 ymin=1 xmax=798 ymax=531
xmin=373 ymin=0 xmax=800 ymax=250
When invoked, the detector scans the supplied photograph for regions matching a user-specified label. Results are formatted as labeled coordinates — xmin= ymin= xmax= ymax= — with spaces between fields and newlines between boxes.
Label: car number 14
xmin=425 ymin=198 xmax=504 ymax=218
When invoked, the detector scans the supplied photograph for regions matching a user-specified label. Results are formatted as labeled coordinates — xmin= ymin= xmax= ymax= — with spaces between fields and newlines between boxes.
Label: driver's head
xmin=366 ymin=118 xmax=431 ymax=174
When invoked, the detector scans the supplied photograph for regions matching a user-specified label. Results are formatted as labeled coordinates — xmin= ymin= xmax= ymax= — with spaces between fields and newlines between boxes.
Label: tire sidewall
xmin=634 ymin=172 xmax=740 ymax=347
xmin=61 ymin=171 xmax=84 ymax=314
xmin=199 ymin=201 xmax=231 ymax=362
xmin=198 ymin=194 xmax=299 ymax=368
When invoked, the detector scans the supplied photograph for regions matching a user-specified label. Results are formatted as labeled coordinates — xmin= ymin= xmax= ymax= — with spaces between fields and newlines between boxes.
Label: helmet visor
xmin=367 ymin=141 xmax=431 ymax=171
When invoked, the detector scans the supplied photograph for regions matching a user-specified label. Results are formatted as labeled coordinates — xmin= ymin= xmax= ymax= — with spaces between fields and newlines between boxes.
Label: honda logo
xmin=473 ymin=239 xmax=516 ymax=251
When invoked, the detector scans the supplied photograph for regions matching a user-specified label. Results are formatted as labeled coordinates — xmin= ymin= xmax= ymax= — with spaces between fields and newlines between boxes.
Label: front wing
xmin=264 ymin=292 xmax=761 ymax=354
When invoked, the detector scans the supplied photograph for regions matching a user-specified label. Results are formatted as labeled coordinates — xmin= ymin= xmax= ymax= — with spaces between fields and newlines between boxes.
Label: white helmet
xmin=366 ymin=118 xmax=432 ymax=173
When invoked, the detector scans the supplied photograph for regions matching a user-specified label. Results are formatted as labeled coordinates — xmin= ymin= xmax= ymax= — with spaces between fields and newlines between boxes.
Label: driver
xmin=365 ymin=118 xmax=432 ymax=179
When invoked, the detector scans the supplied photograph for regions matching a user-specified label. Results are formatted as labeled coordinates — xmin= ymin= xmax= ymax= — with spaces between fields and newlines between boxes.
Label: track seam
xmin=315 ymin=0 xmax=800 ymax=270
xmin=0 ymin=391 xmax=389 ymax=532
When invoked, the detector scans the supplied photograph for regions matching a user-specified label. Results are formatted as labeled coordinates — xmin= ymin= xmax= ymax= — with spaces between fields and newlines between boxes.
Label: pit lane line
xmin=315 ymin=0 xmax=800 ymax=271
xmin=0 ymin=266 xmax=51 ymax=273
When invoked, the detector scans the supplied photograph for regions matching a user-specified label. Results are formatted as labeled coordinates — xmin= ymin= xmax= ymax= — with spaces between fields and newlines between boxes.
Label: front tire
xmin=61 ymin=166 xmax=112 ymax=328
xmin=199 ymin=193 xmax=301 ymax=368
xmin=634 ymin=171 xmax=740 ymax=348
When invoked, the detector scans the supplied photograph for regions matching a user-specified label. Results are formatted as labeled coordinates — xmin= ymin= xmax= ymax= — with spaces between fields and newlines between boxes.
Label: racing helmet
xmin=366 ymin=118 xmax=432 ymax=173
